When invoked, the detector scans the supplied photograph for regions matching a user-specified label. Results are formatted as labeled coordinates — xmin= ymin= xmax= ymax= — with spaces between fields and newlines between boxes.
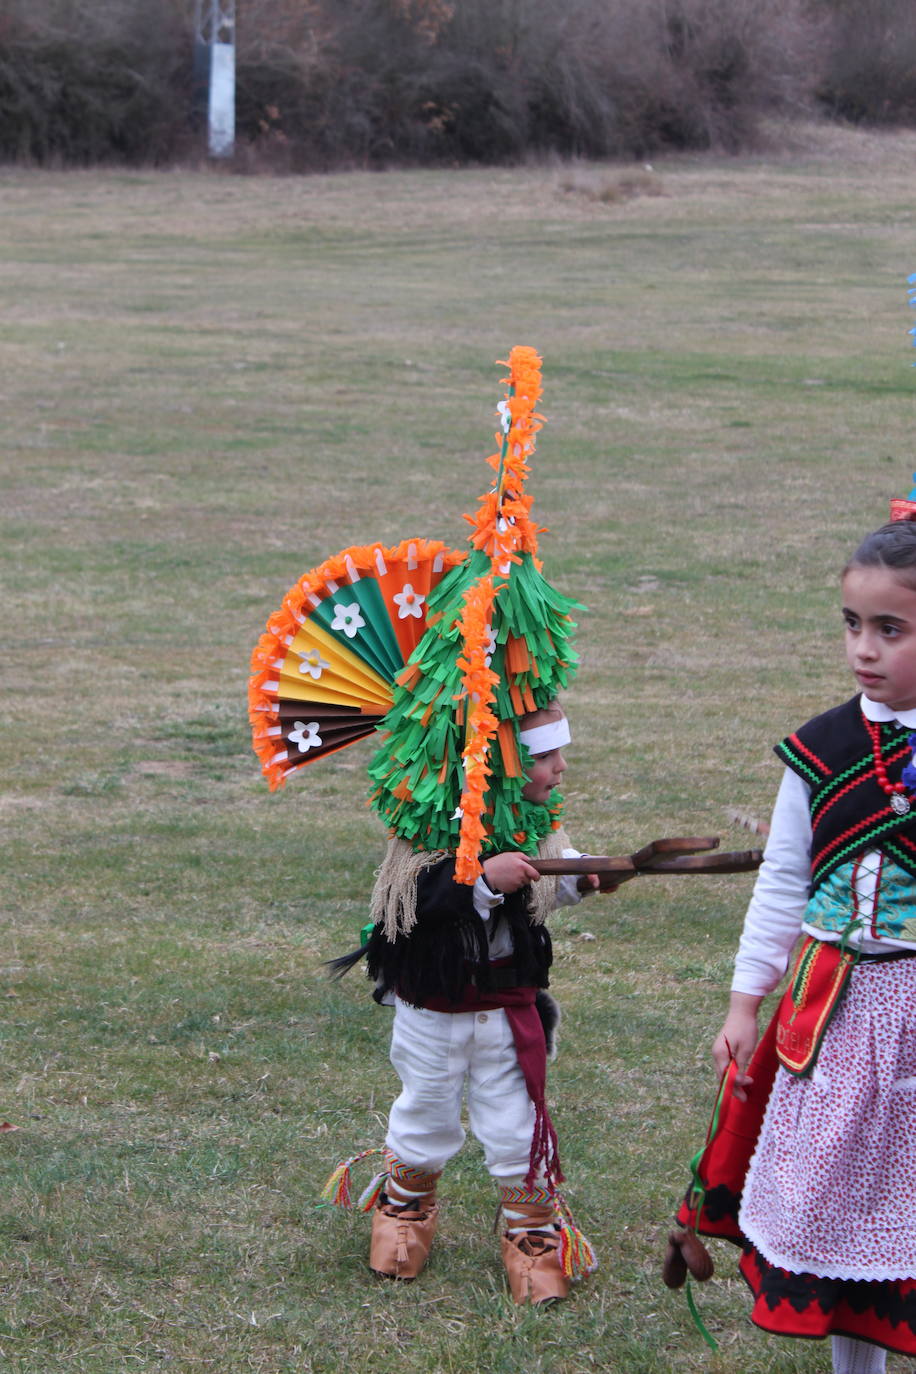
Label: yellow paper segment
xmin=278 ymin=621 xmax=394 ymax=710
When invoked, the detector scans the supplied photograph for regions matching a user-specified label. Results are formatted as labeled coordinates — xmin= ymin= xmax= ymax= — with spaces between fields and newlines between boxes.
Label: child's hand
xmin=576 ymin=873 xmax=619 ymax=894
xmin=712 ymin=992 xmax=763 ymax=1101
xmin=578 ymin=872 xmax=624 ymax=894
xmin=483 ymin=852 xmax=541 ymax=894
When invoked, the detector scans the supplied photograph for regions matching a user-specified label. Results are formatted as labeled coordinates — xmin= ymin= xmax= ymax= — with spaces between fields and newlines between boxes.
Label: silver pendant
xmin=891 ymin=792 xmax=911 ymax=816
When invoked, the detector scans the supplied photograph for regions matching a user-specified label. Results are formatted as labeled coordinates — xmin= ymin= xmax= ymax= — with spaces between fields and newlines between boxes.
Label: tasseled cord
xmin=553 ymin=1189 xmax=598 ymax=1281
xmin=320 ymin=1147 xmax=387 ymax=1212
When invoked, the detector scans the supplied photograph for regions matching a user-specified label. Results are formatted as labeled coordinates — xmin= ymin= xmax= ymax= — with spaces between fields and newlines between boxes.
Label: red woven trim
xmin=813 ymin=739 xmax=907 ymax=823
xmin=812 ymin=727 xmax=909 ymax=835
xmin=870 ymin=851 xmax=884 ymax=938
xmin=787 ymin=733 xmax=831 ymax=776
xmin=869 ymin=737 xmax=911 ymax=770
xmin=891 ymin=831 xmax=916 ymax=860
xmin=815 ymin=806 xmax=898 ymax=866
xmin=851 ymin=854 xmax=863 ymax=924
xmin=812 ymin=769 xmax=872 ymax=826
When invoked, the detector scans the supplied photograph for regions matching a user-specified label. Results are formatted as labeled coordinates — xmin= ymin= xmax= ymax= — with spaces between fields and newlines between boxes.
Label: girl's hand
xmin=483 ymin=852 xmax=541 ymax=894
xmin=712 ymin=992 xmax=763 ymax=1102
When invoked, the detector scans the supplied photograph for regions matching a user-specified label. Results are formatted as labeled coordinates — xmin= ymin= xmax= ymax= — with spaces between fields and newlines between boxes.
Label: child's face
xmin=843 ymin=566 xmax=916 ymax=712
xmin=521 ymin=713 xmax=569 ymax=804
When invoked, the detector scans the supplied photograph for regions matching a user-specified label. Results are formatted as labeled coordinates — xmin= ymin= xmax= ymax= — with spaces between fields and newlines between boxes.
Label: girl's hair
xmin=845 ymin=521 xmax=916 ymax=591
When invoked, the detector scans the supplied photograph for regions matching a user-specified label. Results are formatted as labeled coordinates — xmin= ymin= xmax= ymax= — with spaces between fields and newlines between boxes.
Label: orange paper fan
xmin=248 ymin=539 xmax=465 ymax=789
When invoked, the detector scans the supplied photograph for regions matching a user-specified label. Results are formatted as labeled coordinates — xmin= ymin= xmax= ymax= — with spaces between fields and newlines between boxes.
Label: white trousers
xmin=385 ymin=997 xmax=537 ymax=1183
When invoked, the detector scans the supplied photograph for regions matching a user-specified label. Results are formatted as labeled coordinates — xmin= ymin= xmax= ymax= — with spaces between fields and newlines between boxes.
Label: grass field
xmin=4 ymin=120 xmax=916 ymax=1372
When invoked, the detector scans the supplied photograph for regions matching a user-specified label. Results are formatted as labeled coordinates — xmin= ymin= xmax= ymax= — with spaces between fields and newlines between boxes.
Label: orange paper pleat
xmin=497 ymin=720 xmax=522 ymax=778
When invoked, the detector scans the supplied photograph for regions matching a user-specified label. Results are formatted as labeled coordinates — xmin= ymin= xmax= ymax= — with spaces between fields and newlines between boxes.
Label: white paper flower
xmin=393 ymin=582 xmax=426 ymax=620
xmin=297 ymin=647 xmax=330 ymax=680
xmin=483 ymin=623 xmax=497 ymax=666
xmin=289 ymin=720 xmax=322 ymax=752
xmin=497 ymin=400 xmax=512 ymax=435
xmin=330 ymin=601 xmax=365 ymax=638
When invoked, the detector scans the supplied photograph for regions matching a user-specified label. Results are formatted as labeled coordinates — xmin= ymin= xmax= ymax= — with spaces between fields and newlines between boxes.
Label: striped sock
xmin=499 ymin=1184 xmax=557 ymax=1236
xmin=831 ymin=1335 xmax=887 ymax=1374
xmin=384 ymin=1154 xmax=440 ymax=1211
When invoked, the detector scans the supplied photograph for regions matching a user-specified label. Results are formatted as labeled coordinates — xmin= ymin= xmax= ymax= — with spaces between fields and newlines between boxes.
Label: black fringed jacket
xmin=356 ymin=856 xmax=554 ymax=1008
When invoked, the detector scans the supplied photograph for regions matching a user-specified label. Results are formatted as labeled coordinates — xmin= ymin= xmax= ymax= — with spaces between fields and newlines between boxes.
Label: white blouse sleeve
xmin=731 ymin=767 xmax=812 ymax=997
xmin=554 ymin=845 xmax=587 ymax=908
xmin=473 ymin=875 xmax=505 ymax=920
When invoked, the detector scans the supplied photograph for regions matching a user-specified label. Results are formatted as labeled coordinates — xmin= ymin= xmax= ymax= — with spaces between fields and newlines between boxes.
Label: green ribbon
xmin=680 ymin=1053 xmax=735 ymax=1352
xmin=686 ymin=1278 xmax=718 ymax=1352
xmin=839 ymin=915 xmax=865 ymax=962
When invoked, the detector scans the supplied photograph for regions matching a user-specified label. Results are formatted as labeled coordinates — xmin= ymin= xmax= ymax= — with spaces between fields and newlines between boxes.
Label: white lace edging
xmin=739 ymin=1212 xmax=916 ymax=1284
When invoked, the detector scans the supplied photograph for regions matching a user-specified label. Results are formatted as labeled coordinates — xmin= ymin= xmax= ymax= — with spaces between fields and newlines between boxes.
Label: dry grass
xmin=2 ymin=122 xmax=916 ymax=1371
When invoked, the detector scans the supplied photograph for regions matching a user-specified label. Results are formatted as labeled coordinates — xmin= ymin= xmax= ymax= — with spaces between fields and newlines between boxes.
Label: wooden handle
xmin=531 ymin=857 xmax=634 ymax=876
xmin=643 ymin=849 xmax=762 ymax=873
xmin=629 ymin=836 xmax=720 ymax=867
xmin=529 ymin=847 xmax=762 ymax=878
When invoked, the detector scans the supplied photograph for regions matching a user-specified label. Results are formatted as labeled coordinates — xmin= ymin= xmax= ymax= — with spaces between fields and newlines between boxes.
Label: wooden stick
xmin=530 ymin=837 xmax=763 ymax=879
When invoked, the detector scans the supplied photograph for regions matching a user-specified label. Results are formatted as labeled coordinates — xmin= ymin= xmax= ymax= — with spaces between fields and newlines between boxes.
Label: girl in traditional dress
xmin=708 ymin=516 xmax=916 ymax=1372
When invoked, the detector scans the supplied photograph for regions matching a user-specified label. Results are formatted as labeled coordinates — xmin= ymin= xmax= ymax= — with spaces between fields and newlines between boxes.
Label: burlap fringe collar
xmin=370 ymin=829 xmax=573 ymax=942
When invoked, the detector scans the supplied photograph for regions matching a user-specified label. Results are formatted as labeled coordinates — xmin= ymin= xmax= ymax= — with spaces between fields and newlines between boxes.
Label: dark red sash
xmin=418 ymin=980 xmax=560 ymax=1188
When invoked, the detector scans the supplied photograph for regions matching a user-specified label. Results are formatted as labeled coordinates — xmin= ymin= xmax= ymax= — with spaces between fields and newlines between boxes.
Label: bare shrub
xmin=235 ymin=0 xmax=458 ymax=168
xmin=0 ymin=0 xmax=870 ymax=169
xmin=559 ymin=167 xmax=665 ymax=204
xmin=232 ymin=0 xmax=825 ymax=167
xmin=0 ymin=0 xmax=195 ymax=165
xmin=597 ymin=0 xmax=827 ymax=154
xmin=814 ymin=0 xmax=916 ymax=125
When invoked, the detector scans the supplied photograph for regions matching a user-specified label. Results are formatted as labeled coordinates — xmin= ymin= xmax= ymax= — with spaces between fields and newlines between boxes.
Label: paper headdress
xmin=248 ymin=346 xmax=580 ymax=882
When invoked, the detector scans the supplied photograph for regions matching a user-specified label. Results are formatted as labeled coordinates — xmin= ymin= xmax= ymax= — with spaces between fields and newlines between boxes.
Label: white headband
xmin=518 ymin=718 xmax=571 ymax=755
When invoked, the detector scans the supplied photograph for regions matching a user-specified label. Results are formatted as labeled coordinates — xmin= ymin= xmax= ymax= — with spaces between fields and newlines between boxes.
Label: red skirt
xmin=676 ymin=963 xmax=916 ymax=1353
xmin=738 ymin=1244 xmax=916 ymax=1352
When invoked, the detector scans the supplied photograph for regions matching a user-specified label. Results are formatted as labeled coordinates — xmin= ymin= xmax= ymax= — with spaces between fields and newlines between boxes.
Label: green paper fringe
xmin=367 ymin=551 xmax=582 ymax=856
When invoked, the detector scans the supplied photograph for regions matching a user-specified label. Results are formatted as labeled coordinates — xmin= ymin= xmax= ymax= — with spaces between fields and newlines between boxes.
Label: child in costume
xmin=672 ymin=496 xmax=916 ymax=1371
xmin=249 ymin=348 xmax=605 ymax=1303
xmin=330 ymin=698 xmax=604 ymax=1304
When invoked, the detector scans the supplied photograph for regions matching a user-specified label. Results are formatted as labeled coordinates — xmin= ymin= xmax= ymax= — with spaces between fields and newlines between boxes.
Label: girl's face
xmin=842 ymin=566 xmax=916 ymax=712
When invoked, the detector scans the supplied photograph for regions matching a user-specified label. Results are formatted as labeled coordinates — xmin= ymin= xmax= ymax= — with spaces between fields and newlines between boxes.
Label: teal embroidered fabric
xmin=805 ymin=854 xmax=916 ymax=943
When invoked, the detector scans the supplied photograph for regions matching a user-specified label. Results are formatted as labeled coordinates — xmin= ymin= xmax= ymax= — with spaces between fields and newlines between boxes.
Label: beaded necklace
xmin=863 ymin=714 xmax=916 ymax=816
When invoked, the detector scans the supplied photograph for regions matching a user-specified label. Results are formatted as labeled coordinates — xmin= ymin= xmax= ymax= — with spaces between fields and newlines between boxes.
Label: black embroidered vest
xmin=775 ymin=695 xmax=916 ymax=891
